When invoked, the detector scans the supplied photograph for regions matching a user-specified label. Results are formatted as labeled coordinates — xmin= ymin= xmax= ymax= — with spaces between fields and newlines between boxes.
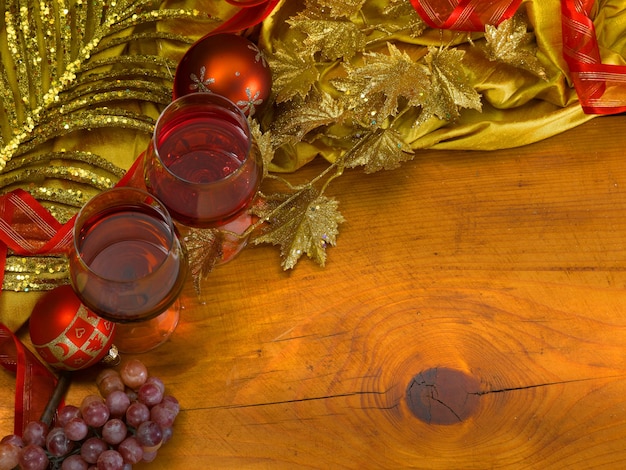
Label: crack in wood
xmin=472 ymin=375 xmax=625 ymax=396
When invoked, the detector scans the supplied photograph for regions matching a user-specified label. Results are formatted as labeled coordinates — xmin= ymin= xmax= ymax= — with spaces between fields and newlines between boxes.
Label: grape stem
xmin=40 ymin=371 xmax=72 ymax=426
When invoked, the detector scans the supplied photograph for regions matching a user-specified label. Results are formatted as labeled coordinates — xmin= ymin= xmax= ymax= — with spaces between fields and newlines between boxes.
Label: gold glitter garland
xmin=3 ymin=255 xmax=69 ymax=292
xmin=0 ymin=0 xmax=216 ymax=291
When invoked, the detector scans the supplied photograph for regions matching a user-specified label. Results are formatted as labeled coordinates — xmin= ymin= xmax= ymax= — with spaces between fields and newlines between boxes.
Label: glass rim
xmin=152 ymin=92 xmax=253 ymax=186
xmin=72 ymin=186 xmax=178 ymax=284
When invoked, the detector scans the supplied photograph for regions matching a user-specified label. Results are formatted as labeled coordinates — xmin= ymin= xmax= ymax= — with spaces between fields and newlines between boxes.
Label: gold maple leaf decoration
xmin=287 ymin=8 xmax=367 ymax=61
xmin=484 ymin=15 xmax=548 ymax=80
xmin=251 ymin=187 xmax=345 ymax=270
xmin=342 ymin=128 xmax=414 ymax=174
xmin=418 ymin=47 xmax=483 ymax=126
xmin=333 ymin=43 xmax=431 ymax=126
xmin=183 ymin=228 xmax=224 ymax=295
xmin=268 ymin=40 xmax=320 ymax=103
xmin=316 ymin=0 xmax=367 ymax=18
xmin=271 ymin=91 xmax=345 ymax=148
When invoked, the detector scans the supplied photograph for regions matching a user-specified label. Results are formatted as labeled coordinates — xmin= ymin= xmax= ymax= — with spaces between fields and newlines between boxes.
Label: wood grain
xmin=3 ymin=116 xmax=626 ymax=468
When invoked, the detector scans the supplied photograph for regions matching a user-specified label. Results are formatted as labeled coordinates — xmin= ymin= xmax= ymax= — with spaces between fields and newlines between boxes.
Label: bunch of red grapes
xmin=0 ymin=359 xmax=179 ymax=470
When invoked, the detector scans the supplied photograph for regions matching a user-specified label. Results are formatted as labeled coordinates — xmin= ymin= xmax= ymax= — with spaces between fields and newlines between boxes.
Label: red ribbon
xmin=561 ymin=0 xmax=626 ymax=114
xmin=212 ymin=0 xmax=281 ymax=34
xmin=409 ymin=0 xmax=521 ymax=31
xmin=410 ymin=0 xmax=626 ymax=114
xmin=0 ymin=323 xmax=58 ymax=436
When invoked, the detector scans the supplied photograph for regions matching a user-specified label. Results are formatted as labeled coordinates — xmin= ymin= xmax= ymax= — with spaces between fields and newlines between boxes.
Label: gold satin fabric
xmin=257 ymin=0 xmax=626 ymax=171
xmin=2 ymin=0 xmax=626 ymax=331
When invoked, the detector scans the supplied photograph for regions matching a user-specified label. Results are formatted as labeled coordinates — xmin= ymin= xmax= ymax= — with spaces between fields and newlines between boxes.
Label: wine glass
xmin=68 ymin=187 xmax=188 ymax=353
xmin=143 ymin=92 xmax=263 ymax=260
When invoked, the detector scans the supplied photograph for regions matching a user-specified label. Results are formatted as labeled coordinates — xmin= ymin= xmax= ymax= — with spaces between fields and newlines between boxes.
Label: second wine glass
xmin=68 ymin=187 xmax=188 ymax=353
xmin=143 ymin=92 xmax=263 ymax=229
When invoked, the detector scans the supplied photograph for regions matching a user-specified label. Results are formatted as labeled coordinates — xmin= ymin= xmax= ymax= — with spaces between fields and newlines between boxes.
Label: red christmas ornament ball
xmin=173 ymin=33 xmax=272 ymax=115
xmin=29 ymin=285 xmax=116 ymax=371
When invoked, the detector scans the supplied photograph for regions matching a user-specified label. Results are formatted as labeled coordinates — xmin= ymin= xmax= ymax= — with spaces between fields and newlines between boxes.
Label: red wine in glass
xmin=69 ymin=188 xmax=187 ymax=325
xmin=144 ymin=93 xmax=262 ymax=228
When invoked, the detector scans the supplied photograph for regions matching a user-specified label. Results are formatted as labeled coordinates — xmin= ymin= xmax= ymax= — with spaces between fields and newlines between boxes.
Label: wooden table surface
xmin=3 ymin=115 xmax=626 ymax=468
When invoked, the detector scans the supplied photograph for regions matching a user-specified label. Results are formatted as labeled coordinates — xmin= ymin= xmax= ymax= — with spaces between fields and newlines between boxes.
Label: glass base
xmin=218 ymin=212 xmax=252 ymax=264
xmin=112 ymin=300 xmax=180 ymax=354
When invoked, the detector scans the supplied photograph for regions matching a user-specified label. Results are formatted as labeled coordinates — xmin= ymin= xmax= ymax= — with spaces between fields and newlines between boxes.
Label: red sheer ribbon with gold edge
xmin=0 ymin=323 xmax=58 ymax=436
xmin=561 ymin=0 xmax=626 ymax=114
xmin=408 ymin=0 xmax=521 ymax=31
xmin=409 ymin=0 xmax=626 ymax=115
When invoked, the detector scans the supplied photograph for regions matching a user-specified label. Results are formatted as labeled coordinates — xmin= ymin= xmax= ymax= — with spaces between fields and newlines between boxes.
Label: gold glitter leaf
xmin=268 ymin=41 xmax=320 ymax=103
xmin=0 ymin=0 xmax=208 ymax=172
xmin=342 ymin=128 xmax=414 ymax=173
xmin=333 ymin=43 xmax=430 ymax=125
xmin=316 ymin=0 xmax=367 ymax=18
xmin=419 ymin=47 xmax=482 ymax=125
xmin=183 ymin=228 xmax=225 ymax=295
xmin=248 ymin=120 xmax=274 ymax=178
xmin=484 ymin=16 xmax=548 ymax=80
xmin=379 ymin=0 xmax=427 ymax=38
xmin=252 ymin=187 xmax=345 ymax=270
xmin=271 ymin=91 xmax=345 ymax=147
xmin=287 ymin=16 xmax=366 ymax=61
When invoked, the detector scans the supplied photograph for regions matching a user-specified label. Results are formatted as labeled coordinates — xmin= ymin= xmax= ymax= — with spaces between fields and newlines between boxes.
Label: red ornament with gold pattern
xmin=29 ymin=285 xmax=116 ymax=371
xmin=173 ymin=33 xmax=272 ymax=116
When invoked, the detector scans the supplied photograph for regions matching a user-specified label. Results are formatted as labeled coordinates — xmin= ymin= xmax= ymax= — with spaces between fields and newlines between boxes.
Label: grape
xmin=64 ymin=417 xmax=89 ymax=441
xmin=18 ymin=443 xmax=49 ymax=470
xmin=120 ymin=359 xmax=148 ymax=389
xmin=0 ymin=360 xmax=177 ymax=469
xmin=96 ymin=449 xmax=124 ymax=470
xmin=81 ymin=398 xmax=110 ymax=428
xmin=22 ymin=421 xmax=48 ymax=447
xmin=57 ymin=404 xmax=82 ymax=427
xmin=150 ymin=402 xmax=177 ymax=428
xmin=125 ymin=388 xmax=138 ymax=403
xmin=80 ymin=437 xmax=108 ymax=464
xmin=46 ymin=426 xmax=74 ymax=457
xmin=117 ymin=436 xmax=144 ymax=464
xmin=0 ymin=442 xmax=20 ymax=469
xmin=1 ymin=433 xmax=23 ymax=447
xmin=161 ymin=426 xmax=173 ymax=445
xmin=138 ymin=381 xmax=163 ymax=407
xmin=163 ymin=395 xmax=180 ymax=413
xmin=61 ymin=454 xmax=89 ymax=470
xmin=101 ymin=418 xmax=127 ymax=445
xmin=105 ymin=390 xmax=131 ymax=418
xmin=96 ymin=369 xmax=125 ymax=398
xmin=145 ymin=376 xmax=165 ymax=395
xmin=80 ymin=394 xmax=103 ymax=409
xmin=125 ymin=401 xmax=150 ymax=428
xmin=141 ymin=449 xmax=158 ymax=463
xmin=135 ymin=421 xmax=163 ymax=451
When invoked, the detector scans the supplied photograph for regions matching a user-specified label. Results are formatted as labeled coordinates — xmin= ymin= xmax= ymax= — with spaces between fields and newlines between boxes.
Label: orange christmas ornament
xmin=29 ymin=285 xmax=116 ymax=371
xmin=173 ymin=33 xmax=272 ymax=116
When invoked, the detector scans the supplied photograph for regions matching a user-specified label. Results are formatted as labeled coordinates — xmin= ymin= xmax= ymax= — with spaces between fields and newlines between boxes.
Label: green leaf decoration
xmin=252 ymin=187 xmax=345 ymax=270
